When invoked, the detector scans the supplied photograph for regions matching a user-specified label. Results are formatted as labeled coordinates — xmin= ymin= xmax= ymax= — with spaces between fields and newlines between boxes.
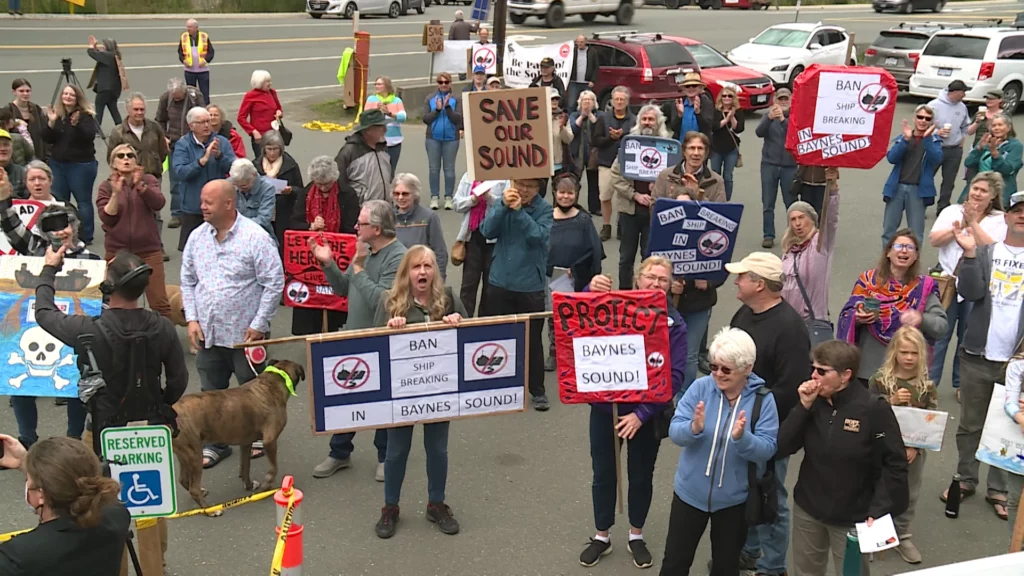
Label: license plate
xmin=675 ymin=74 xmax=686 ymax=84
xmin=885 ymin=57 xmax=898 ymax=66
xmin=753 ymin=94 xmax=767 ymax=104
xmin=938 ymin=68 xmax=953 ymax=77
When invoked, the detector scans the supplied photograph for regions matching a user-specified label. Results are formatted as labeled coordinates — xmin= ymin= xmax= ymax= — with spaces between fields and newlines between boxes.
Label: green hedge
xmin=19 ymin=0 xmax=306 ymax=14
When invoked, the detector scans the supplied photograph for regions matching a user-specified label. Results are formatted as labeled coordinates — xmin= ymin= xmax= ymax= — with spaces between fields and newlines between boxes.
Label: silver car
xmin=864 ymin=23 xmax=959 ymax=90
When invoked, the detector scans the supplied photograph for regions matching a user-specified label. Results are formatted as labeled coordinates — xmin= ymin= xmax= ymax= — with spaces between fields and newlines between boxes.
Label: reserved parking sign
xmin=101 ymin=425 xmax=177 ymax=519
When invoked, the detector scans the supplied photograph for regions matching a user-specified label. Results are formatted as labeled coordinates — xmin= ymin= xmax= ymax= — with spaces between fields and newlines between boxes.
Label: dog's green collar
xmin=264 ymin=366 xmax=297 ymax=397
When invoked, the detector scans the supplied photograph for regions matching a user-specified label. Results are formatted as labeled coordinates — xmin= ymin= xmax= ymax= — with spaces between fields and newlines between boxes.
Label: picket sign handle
xmin=613 ymin=404 xmax=623 ymax=515
xmin=233 ymin=312 xmax=554 ymax=348
xmin=817 ymin=173 xmax=838 ymax=252
xmin=1011 ymin=482 xmax=1024 ymax=553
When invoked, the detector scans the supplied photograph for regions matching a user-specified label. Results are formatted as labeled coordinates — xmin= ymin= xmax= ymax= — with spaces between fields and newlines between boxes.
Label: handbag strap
xmin=747 ymin=387 xmax=770 ymax=486
xmin=792 ymin=252 xmax=819 ymax=322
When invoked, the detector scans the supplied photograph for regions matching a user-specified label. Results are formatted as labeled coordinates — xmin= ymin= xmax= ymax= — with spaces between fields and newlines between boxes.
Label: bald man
xmin=180 ymin=178 xmax=284 ymax=469
xmin=569 ymin=34 xmax=599 ymax=113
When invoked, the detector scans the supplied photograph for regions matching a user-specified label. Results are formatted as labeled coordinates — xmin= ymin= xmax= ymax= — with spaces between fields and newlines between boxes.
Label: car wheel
xmin=310 ymin=12 xmax=323 ymax=18
xmin=665 ymin=0 xmax=680 ymax=8
xmin=933 ymin=0 xmax=944 ymax=11
xmin=388 ymin=1 xmax=401 ymax=17
xmin=424 ymin=0 xmax=430 ymax=6
xmin=599 ymin=91 xmax=612 ymax=111
xmin=901 ymin=1 xmax=912 ymax=13
xmin=545 ymin=3 xmax=565 ymax=27
xmin=581 ymin=12 xmax=597 ymax=21
xmin=1003 ymin=82 xmax=1022 ymax=114
xmin=510 ymin=12 xmax=527 ymax=23
xmin=615 ymin=1 xmax=634 ymax=24
xmin=711 ymin=0 xmax=722 ymax=8
xmin=343 ymin=2 xmax=357 ymax=18
xmin=789 ymin=65 xmax=804 ymax=87
xmin=873 ymin=6 xmax=882 ymax=11
xmin=699 ymin=0 xmax=710 ymax=9
xmin=415 ymin=4 xmax=423 ymax=12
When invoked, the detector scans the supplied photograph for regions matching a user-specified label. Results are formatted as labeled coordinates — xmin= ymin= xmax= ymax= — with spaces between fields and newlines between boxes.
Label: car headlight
xmin=770 ymin=64 xmax=789 ymax=72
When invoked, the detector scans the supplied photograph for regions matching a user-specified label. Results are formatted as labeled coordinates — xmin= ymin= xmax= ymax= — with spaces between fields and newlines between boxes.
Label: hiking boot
xmin=895 ymin=539 xmax=922 ymax=564
xmin=627 ymin=539 xmax=653 ymax=569
xmin=312 ymin=456 xmax=350 ymax=478
xmin=375 ymin=462 xmax=385 ymax=482
xmin=544 ymin=355 xmax=556 ymax=372
xmin=444 ymin=197 xmax=454 ymax=210
xmin=168 ymin=216 xmax=181 ymax=229
xmin=579 ymin=538 xmax=612 ymax=567
xmin=762 ymin=237 xmax=774 ymax=249
xmin=430 ymin=197 xmax=439 ymax=210
xmin=426 ymin=502 xmax=460 ymax=534
xmin=532 ymin=394 xmax=550 ymax=411
xmin=375 ymin=505 xmax=399 ymax=539
xmin=600 ymin=224 xmax=611 ymax=241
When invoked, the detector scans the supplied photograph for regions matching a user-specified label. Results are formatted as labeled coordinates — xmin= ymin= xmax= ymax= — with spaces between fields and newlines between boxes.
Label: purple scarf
xmin=836 ymin=269 xmax=938 ymax=346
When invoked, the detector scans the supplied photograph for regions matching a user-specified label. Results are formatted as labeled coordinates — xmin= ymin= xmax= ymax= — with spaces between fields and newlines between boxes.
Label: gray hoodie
xmin=395 ymin=202 xmax=449 ymax=279
xmin=927 ymin=89 xmax=971 ymax=147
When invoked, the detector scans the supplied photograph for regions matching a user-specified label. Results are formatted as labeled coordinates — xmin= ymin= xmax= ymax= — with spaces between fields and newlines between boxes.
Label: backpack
xmin=745 ymin=386 xmax=778 ymax=526
xmin=93 ymin=318 xmax=176 ymax=430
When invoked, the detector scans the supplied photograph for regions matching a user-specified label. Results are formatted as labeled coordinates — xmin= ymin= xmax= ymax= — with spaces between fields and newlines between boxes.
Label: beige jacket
xmin=651 ymin=164 xmax=726 ymax=202
xmin=551 ymin=118 xmax=574 ymax=167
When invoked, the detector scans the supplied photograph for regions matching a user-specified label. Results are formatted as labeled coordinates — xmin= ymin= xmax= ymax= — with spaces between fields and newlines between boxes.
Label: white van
xmin=307 ymin=0 xmax=425 ymax=18
xmin=508 ymin=0 xmax=644 ymax=28
xmin=909 ymin=20 xmax=1024 ymax=113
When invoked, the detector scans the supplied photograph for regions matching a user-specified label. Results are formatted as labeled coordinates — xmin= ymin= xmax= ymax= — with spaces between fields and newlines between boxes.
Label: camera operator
xmin=0 ymin=434 xmax=130 ymax=576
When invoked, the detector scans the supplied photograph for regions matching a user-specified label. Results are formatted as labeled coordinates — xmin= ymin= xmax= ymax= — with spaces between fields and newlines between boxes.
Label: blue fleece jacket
xmin=882 ymin=134 xmax=943 ymax=207
xmin=480 ymin=194 xmax=552 ymax=293
xmin=172 ymin=132 xmax=237 ymax=215
xmin=669 ymin=373 xmax=779 ymax=513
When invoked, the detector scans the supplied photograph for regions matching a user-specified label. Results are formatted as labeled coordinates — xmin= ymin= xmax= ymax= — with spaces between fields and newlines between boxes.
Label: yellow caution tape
xmin=302 ymin=65 xmax=367 ymax=135
xmin=268 ymin=489 xmax=298 ymax=576
xmin=0 ymin=528 xmax=31 ymax=543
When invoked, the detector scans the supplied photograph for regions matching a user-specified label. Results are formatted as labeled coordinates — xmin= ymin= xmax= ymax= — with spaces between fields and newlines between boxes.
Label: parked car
xmin=872 ymin=0 xmax=944 ymax=14
xmin=721 ymin=0 xmax=772 ymax=9
xmin=508 ymin=0 xmax=643 ymax=28
xmin=727 ymin=22 xmax=858 ymax=87
xmin=306 ymin=0 xmax=423 ymax=17
xmin=909 ymin=18 xmax=1024 ymax=113
xmin=865 ymin=23 xmax=959 ymax=90
xmin=664 ymin=35 xmax=775 ymax=110
xmin=586 ymin=32 xmax=693 ymax=111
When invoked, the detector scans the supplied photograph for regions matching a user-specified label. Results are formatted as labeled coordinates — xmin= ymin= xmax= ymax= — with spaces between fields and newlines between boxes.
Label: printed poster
xmin=977 ymin=384 xmax=1024 ymax=475
xmin=502 ymin=40 xmax=573 ymax=89
xmin=647 ymin=199 xmax=744 ymax=283
xmin=282 ymin=231 xmax=357 ymax=313
xmin=619 ymin=136 xmax=682 ymax=183
xmin=891 ymin=406 xmax=948 ymax=451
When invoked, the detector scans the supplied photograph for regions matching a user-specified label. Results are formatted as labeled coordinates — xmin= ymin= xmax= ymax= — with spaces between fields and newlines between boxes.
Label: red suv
xmin=588 ymin=32 xmax=694 ymax=110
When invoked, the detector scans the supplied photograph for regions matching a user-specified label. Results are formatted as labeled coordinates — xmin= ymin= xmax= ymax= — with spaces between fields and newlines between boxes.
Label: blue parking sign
xmin=119 ymin=470 xmax=163 ymax=509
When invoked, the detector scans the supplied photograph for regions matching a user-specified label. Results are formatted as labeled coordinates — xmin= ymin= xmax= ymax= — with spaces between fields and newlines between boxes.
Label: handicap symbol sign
xmin=119 ymin=470 xmax=163 ymax=508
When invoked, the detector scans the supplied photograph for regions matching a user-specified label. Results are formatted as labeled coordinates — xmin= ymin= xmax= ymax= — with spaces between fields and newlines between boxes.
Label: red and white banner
xmin=554 ymin=290 xmax=673 ymax=405
xmin=785 ymin=64 xmax=897 ymax=169
xmin=282 ymin=231 xmax=358 ymax=312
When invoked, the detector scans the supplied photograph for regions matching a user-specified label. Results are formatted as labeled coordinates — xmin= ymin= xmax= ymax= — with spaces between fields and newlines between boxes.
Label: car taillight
xmin=640 ymin=49 xmax=653 ymax=84
xmin=979 ymin=62 xmax=995 ymax=81
xmin=865 ymin=48 xmax=877 ymax=57
xmin=909 ymin=52 xmax=920 ymax=71
xmin=642 ymin=68 xmax=653 ymax=83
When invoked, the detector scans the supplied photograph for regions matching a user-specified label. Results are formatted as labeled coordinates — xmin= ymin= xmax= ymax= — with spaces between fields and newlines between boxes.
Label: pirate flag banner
xmin=307 ymin=316 xmax=528 ymax=434
xmin=647 ymin=198 xmax=744 ymax=283
xmin=554 ymin=290 xmax=672 ymax=405
xmin=618 ymin=135 xmax=682 ymax=183
xmin=282 ymin=230 xmax=358 ymax=313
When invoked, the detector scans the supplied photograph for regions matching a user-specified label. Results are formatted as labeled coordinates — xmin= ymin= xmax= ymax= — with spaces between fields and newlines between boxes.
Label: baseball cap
xmin=775 ymin=87 xmax=792 ymax=100
xmin=725 ymin=252 xmax=784 ymax=283
xmin=473 ymin=65 xmax=487 ymax=75
xmin=986 ymin=89 xmax=1004 ymax=100
xmin=1009 ymin=191 xmax=1024 ymax=212
xmin=548 ymin=87 xmax=561 ymax=100
xmin=0 ymin=129 xmax=10 ymax=141
xmin=947 ymin=80 xmax=968 ymax=92
xmin=486 ymin=76 xmax=501 ymax=86
xmin=540 ymin=57 xmax=555 ymax=68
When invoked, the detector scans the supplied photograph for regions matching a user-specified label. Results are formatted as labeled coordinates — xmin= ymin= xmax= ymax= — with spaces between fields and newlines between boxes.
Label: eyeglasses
xmin=437 ymin=80 xmax=450 ymax=85
xmin=915 ymin=115 xmax=933 ymax=121
xmin=356 ymin=221 xmax=371 ymax=227
xmin=892 ymin=242 xmax=917 ymax=252
xmin=812 ymin=366 xmax=836 ymax=376
xmin=722 ymin=95 xmax=734 ymax=99
xmin=114 ymin=152 xmax=136 ymax=160
xmin=639 ymin=272 xmax=671 ymax=286
xmin=192 ymin=119 xmax=211 ymax=125
xmin=709 ymin=363 xmax=733 ymax=376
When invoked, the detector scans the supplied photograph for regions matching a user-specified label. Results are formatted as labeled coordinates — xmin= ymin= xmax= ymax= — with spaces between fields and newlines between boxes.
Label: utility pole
xmin=493 ymin=0 xmax=508 ymax=77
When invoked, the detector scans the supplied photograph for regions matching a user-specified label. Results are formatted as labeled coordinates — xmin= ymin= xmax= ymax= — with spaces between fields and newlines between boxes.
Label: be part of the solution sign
xmin=101 ymin=425 xmax=177 ymax=519
xmin=309 ymin=319 xmax=527 ymax=434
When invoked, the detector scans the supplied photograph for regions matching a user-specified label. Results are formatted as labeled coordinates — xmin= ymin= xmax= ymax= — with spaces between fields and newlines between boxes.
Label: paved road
xmin=0 ymin=4 xmax=1021 ymax=575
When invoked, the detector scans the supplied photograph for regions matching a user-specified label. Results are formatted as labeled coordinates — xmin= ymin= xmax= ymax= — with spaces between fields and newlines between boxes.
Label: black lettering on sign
xmin=409 ymin=338 xmax=437 ymax=352
xmin=352 ymin=410 xmax=366 ymax=422
xmin=557 ymin=298 xmax=667 ymax=336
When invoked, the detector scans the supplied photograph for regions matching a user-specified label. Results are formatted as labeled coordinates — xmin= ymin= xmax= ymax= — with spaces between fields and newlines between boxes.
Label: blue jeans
xmin=425 ymin=138 xmax=459 ymax=199
xmin=330 ymin=429 xmax=388 ymax=463
xmin=930 ymin=298 xmax=972 ymax=389
xmin=742 ymin=456 xmax=791 ymax=575
xmin=882 ymin=183 xmax=926 ymax=247
xmin=681 ymin=309 xmax=711 ymax=393
xmin=709 ymin=149 xmax=739 ymax=201
xmin=387 ymin=143 xmax=402 ymax=176
xmin=760 ymin=163 xmax=796 ymax=240
xmin=49 ymin=159 xmax=98 ymax=242
xmin=11 ymin=396 xmax=87 ymax=448
xmin=384 ymin=422 xmax=449 ymax=506
xmin=7 ymin=0 xmax=21 ymax=11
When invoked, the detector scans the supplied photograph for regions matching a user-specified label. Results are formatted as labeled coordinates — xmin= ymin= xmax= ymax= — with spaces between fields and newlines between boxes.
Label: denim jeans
xmin=184 ymin=70 xmax=210 ymax=105
xmin=167 ymin=151 xmax=182 ymax=217
xmin=590 ymin=405 xmax=660 ymax=531
xmin=7 ymin=0 xmax=21 ymax=11
xmin=618 ymin=211 xmax=650 ymax=289
xmin=49 ymin=159 xmax=98 ymax=242
xmin=384 ymin=421 xmax=450 ymax=506
xmin=387 ymin=143 xmax=402 ymax=176
xmin=709 ymin=149 xmax=739 ymax=201
xmin=742 ymin=456 xmax=791 ymax=575
xmin=329 ymin=429 xmax=388 ymax=462
xmin=760 ymin=163 xmax=796 ymax=240
xmin=10 ymin=396 xmax=86 ymax=448
xmin=930 ymin=298 xmax=972 ymax=388
xmin=882 ymin=183 xmax=925 ymax=248
xmin=681 ymin=309 xmax=711 ymax=392
xmin=425 ymin=138 xmax=459 ymax=199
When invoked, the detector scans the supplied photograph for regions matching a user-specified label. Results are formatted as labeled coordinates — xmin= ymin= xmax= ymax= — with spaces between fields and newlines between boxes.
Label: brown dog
xmin=172 ymin=359 xmax=305 ymax=514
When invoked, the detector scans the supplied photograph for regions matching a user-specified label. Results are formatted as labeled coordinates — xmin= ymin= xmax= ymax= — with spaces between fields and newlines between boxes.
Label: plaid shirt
xmin=0 ymin=197 xmax=100 ymax=260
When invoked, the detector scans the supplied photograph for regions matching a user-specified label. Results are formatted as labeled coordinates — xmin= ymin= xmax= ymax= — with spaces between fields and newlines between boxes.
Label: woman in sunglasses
xmin=96 ymin=143 xmax=170 ymax=319
xmin=836 ymin=228 xmax=947 ymax=388
xmin=881 ymin=105 xmax=942 ymax=248
xmin=422 ymin=72 xmax=463 ymax=211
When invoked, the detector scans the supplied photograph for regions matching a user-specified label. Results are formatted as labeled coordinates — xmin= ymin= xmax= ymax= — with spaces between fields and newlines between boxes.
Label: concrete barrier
xmin=397 ymin=79 xmax=472 ymax=121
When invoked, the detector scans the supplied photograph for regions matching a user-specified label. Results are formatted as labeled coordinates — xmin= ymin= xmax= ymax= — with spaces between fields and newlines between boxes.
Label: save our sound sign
xmin=463 ymin=86 xmax=554 ymax=182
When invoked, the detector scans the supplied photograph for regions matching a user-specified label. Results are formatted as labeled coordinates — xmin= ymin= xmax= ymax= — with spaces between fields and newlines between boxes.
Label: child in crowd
xmin=868 ymin=326 xmax=938 ymax=565
xmin=1002 ymin=354 xmax=1024 ymax=549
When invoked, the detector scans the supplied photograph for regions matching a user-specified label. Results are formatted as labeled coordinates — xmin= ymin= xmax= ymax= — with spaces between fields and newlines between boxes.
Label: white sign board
xmin=471 ymin=42 xmax=498 ymax=75
xmin=976 ymin=384 xmax=1024 ymax=475
xmin=502 ymin=40 xmax=572 ymax=89
xmin=813 ymin=71 xmax=887 ymax=137
xmin=573 ymin=335 xmax=649 ymax=393
xmin=0 ymin=199 xmax=55 ymax=255
xmin=431 ymin=40 xmax=475 ymax=75
xmin=891 ymin=406 xmax=948 ymax=451
xmin=101 ymin=425 xmax=177 ymax=519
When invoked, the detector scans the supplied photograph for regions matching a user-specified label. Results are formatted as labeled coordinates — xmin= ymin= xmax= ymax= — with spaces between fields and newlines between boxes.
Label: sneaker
xmin=430 ymin=197 xmax=439 ymax=210
xmin=426 ymin=502 xmax=460 ymax=534
xmin=312 ymin=456 xmax=350 ymax=478
xmin=168 ymin=216 xmax=182 ymax=229
xmin=544 ymin=355 xmax=556 ymax=372
xmin=600 ymin=224 xmax=611 ymax=242
xmin=627 ymin=539 xmax=653 ymax=569
xmin=375 ymin=505 xmax=400 ymax=539
xmin=761 ymin=237 xmax=774 ymax=249
xmin=579 ymin=538 xmax=612 ymax=567
xmin=738 ymin=551 xmax=759 ymax=571
xmin=375 ymin=462 xmax=385 ymax=482
xmin=895 ymin=539 xmax=922 ymax=564
xmin=444 ymin=197 xmax=453 ymax=210
xmin=532 ymin=394 xmax=550 ymax=411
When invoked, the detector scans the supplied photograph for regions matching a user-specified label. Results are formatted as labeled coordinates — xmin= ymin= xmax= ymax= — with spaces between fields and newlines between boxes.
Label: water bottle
xmin=945 ymin=473 xmax=961 ymax=519
xmin=842 ymin=530 xmax=861 ymax=576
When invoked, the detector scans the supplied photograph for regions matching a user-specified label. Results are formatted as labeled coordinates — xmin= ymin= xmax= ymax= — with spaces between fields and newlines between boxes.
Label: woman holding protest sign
xmin=371 ymin=245 xmax=466 ymax=539
xmin=287 ymin=155 xmax=359 ymax=335
xmin=659 ymin=326 xmax=778 ymax=576
xmin=578 ymin=255 xmax=686 ymax=569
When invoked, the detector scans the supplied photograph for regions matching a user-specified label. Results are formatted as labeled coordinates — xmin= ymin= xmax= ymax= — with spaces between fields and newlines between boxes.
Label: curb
xmin=0 ymin=12 xmax=308 ymax=20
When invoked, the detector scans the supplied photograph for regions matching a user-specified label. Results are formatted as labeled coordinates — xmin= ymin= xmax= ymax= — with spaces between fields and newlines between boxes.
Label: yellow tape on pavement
xmin=0 ymin=528 xmax=31 ymax=543
xmin=268 ymin=490 xmax=297 ymax=576
xmin=302 ymin=120 xmax=359 ymax=133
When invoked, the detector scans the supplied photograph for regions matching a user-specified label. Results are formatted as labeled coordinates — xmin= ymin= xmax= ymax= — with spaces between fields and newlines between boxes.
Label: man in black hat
xmin=334 ymin=109 xmax=393 ymax=204
xmin=927 ymin=79 xmax=977 ymax=213
xmin=530 ymin=57 xmax=566 ymax=102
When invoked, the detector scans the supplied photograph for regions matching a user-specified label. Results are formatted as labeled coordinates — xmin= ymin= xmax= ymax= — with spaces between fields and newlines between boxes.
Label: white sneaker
xmin=375 ymin=462 xmax=385 ymax=482
xmin=430 ymin=197 xmax=439 ymax=210
xmin=444 ymin=197 xmax=454 ymax=210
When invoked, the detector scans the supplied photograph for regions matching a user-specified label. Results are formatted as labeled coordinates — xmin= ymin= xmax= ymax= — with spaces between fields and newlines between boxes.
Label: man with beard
xmin=156 ymin=78 xmax=205 ymax=229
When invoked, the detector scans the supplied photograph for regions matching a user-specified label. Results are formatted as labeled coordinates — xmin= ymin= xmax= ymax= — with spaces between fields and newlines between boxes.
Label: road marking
xmin=0 ymin=19 xmax=468 ymax=31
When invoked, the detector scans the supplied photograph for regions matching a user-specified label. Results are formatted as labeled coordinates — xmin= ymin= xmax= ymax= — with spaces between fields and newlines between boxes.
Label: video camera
xmin=61 ymin=58 xmax=73 ymax=76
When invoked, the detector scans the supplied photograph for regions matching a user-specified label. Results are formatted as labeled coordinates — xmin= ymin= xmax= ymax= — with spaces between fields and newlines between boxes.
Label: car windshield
xmin=644 ymin=42 xmax=696 ymax=68
xmin=872 ymin=31 xmax=930 ymax=50
xmin=687 ymin=43 xmax=733 ymax=69
xmin=752 ymin=28 xmax=811 ymax=48
xmin=922 ymin=34 xmax=989 ymax=59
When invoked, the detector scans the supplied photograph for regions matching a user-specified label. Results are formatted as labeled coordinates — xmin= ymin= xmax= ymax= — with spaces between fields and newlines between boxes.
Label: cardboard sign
xmin=309 ymin=317 xmax=527 ymax=434
xmin=977 ymin=384 xmax=1024 ymax=475
xmin=0 ymin=255 xmax=105 ymax=398
xmin=464 ymin=87 xmax=554 ymax=182
xmin=282 ymin=231 xmax=358 ymax=312
xmin=554 ymin=290 xmax=672 ymax=405
xmin=785 ymin=64 xmax=897 ymax=169
xmin=502 ymin=40 xmax=573 ymax=89
xmin=0 ymin=200 xmax=54 ymax=255
xmin=619 ymin=136 xmax=682 ymax=182
xmin=472 ymin=42 xmax=498 ymax=75
xmin=425 ymin=22 xmax=445 ymax=53
xmin=891 ymin=406 xmax=948 ymax=451
xmin=647 ymin=199 xmax=744 ymax=283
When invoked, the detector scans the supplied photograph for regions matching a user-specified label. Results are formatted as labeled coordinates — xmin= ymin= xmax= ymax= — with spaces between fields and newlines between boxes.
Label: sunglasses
xmin=916 ymin=115 xmax=933 ymax=121
xmin=812 ymin=366 xmax=835 ymax=377
xmin=393 ymin=191 xmax=411 ymax=197
xmin=437 ymin=80 xmax=450 ymax=85
xmin=709 ymin=363 xmax=733 ymax=376
xmin=115 ymin=152 xmax=136 ymax=160
xmin=722 ymin=95 xmax=734 ymax=98
xmin=892 ymin=242 xmax=917 ymax=252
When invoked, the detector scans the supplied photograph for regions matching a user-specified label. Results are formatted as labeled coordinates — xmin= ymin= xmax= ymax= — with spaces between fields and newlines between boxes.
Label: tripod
xmin=50 ymin=58 xmax=104 ymax=136
xmin=90 ymin=405 xmax=146 ymax=576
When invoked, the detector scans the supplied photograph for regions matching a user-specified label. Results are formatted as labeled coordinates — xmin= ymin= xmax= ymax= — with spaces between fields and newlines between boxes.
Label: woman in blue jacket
xmin=659 ymin=326 xmax=779 ymax=576
xmin=422 ymin=72 xmax=463 ymax=211
xmin=579 ymin=255 xmax=687 ymax=570
xmin=881 ymin=105 xmax=942 ymax=247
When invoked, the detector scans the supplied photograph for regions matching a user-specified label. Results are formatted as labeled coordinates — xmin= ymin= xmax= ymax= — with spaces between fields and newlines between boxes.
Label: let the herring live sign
xmin=309 ymin=317 xmax=528 ymax=434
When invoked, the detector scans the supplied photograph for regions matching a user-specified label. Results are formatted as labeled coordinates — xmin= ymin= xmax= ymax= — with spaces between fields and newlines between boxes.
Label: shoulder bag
xmin=726 ymin=124 xmax=743 ymax=168
xmin=932 ymin=259 xmax=961 ymax=310
xmin=794 ymin=252 xmax=834 ymax=347
xmin=745 ymin=386 xmax=778 ymax=526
